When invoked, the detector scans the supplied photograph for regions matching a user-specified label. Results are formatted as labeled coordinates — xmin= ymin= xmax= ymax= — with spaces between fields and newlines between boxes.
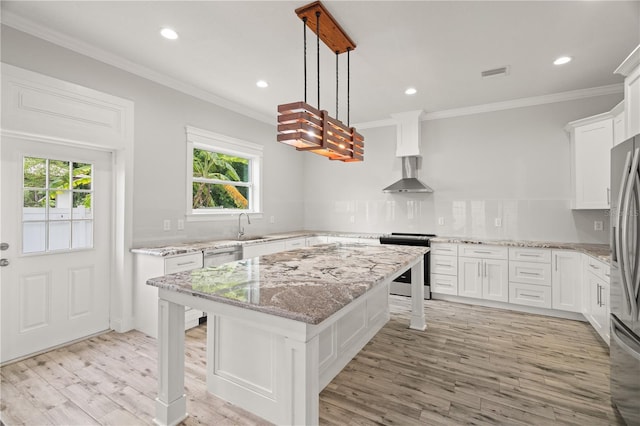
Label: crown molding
xmin=354 ymin=83 xmax=623 ymax=129
xmin=1 ymin=11 xmax=276 ymax=126
xmin=614 ymin=44 xmax=640 ymax=76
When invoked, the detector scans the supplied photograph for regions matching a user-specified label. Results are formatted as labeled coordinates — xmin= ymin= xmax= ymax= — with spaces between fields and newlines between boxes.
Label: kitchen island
xmin=147 ymin=243 xmax=429 ymax=426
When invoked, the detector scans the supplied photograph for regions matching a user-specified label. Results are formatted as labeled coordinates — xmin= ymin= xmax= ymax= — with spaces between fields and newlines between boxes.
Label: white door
xmin=1 ymin=137 xmax=112 ymax=363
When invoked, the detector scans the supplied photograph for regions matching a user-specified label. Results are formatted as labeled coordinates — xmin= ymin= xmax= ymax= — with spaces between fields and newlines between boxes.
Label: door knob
xmin=0 ymin=259 xmax=9 ymax=267
xmin=0 ymin=242 xmax=8 ymax=251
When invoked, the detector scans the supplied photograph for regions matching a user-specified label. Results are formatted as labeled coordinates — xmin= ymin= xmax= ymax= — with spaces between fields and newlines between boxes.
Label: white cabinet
xmin=566 ymin=116 xmax=613 ymax=209
xmin=615 ymin=45 xmax=640 ymax=138
xmin=551 ymin=251 xmax=582 ymax=313
xmin=284 ymin=237 xmax=305 ymax=250
xmin=306 ymin=236 xmax=328 ymax=246
xmin=133 ymin=251 xmax=204 ymax=338
xmin=612 ymin=102 xmax=626 ymax=145
xmin=430 ymin=243 xmax=458 ymax=295
xmin=242 ymin=240 xmax=287 ymax=258
xmin=508 ymin=247 xmax=552 ymax=309
xmin=458 ymin=246 xmax=508 ymax=302
xmin=583 ymin=255 xmax=610 ymax=345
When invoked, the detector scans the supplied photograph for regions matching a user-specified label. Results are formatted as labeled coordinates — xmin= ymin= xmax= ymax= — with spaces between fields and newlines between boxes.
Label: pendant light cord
xmin=335 ymin=51 xmax=339 ymax=120
xmin=303 ymin=17 xmax=307 ymax=104
xmin=347 ymin=47 xmax=351 ymax=127
xmin=316 ymin=11 xmax=320 ymax=110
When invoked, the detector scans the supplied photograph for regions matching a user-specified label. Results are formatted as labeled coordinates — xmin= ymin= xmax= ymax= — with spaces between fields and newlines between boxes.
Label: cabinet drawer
xmin=509 ymin=261 xmax=552 ymax=286
xmin=509 ymin=248 xmax=551 ymax=263
xmin=185 ymin=308 xmax=202 ymax=330
xmin=458 ymin=245 xmax=508 ymax=260
xmin=509 ymin=282 xmax=551 ymax=309
xmin=431 ymin=254 xmax=458 ymax=276
xmin=165 ymin=252 xmax=203 ymax=274
xmin=430 ymin=243 xmax=458 ymax=256
xmin=585 ymin=255 xmax=609 ymax=282
xmin=431 ymin=274 xmax=458 ymax=295
xmin=284 ymin=238 xmax=305 ymax=250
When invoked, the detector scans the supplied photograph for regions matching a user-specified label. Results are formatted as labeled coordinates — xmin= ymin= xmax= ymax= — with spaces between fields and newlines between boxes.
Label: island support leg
xmin=409 ymin=258 xmax=427 ymax=331
xmin=285 ymin=334 xmax=320 ymax=426
xmin=154 ymin=299 xmax=188 ymax=426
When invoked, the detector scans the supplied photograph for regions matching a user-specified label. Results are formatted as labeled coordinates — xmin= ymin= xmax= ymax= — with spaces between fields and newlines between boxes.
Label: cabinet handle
xmin=520 ymin=271 xmax=540 ymax=277
xmin=607 ymin=188 xmax=611 ymax=205
xmin=521 ymin=293 xmax=538 ymax=299
xmin=554 ymin=255 xmax=558 ymax=271
xmin=589 ymin=264 xmax=600 ymax=270
xmin=177 ymin=261 xmax=195 ymax=266
xmin=519 ymin=253 xmax=541 ymax=258
xmin=474 ymin=250 xmax=491 ymax=254
xmin=436 ymin=263 xmax=451 ymax=267
xmin=484 ymin=262 xmax=488 ymax=277
xmin=596 ymin=284 xmax=601 ymax=306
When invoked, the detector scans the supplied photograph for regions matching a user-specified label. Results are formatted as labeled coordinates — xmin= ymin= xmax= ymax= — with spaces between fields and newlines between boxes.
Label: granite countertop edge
xmin=431 ymin=237 xmax=610 ymax=263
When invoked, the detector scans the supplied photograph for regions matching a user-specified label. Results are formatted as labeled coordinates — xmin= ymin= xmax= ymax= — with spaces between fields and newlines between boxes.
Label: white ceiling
xmin=2 ymin=1 xmax=639 ymax=125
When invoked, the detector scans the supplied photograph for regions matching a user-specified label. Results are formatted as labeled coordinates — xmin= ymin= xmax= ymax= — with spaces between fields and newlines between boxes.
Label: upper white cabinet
xmin=566 ymin=114 xmax=613 ymax=209
xmin=612 ymin=101 xmax=626 ymax=145
xmin=615 ymin=44 xmax=640 ymax=138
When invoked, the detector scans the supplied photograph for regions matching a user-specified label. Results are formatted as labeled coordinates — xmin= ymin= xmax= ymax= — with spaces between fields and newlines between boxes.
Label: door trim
xmin=1 ymin=63 xmax=134 ymax=333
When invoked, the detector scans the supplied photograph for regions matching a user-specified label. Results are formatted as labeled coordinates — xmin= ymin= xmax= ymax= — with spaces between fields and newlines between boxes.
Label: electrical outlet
xmin=270 ymin=216 xmax=275 ymax=224
xmin=594 ymin=220 xmax=604 ymax=231
xmin=349 ymin=215 xmax=355 ymax=224
xmin=163 ymin=219 xmax=171 ymax=231
xmin=438 ymin=217 xmax=445 ymax=226
xmin=177 ymin=219 xmax=184 ymax=230
xmin=494 ymin=218 xmax=502 ymax=227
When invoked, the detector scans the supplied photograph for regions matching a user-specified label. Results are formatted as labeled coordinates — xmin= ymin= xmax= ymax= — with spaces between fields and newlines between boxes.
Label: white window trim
xmin=186 ymin=126 xmax=263 ymax=221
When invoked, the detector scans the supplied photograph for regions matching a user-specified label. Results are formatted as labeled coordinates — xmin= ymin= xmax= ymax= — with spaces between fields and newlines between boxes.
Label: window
xmin=22 ymin=156 xmax=94 ymax=253
xmin=186 ymin=126 xmax=262 ymax=218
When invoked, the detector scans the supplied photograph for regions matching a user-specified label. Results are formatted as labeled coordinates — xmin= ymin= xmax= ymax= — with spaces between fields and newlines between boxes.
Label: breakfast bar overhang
xmin=147 ymin=243 xmax=429 ymax=426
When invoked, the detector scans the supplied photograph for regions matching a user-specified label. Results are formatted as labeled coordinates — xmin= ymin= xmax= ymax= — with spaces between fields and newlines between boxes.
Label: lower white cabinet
xmin=583 ymin=256 xmax=610 ymax=345
xmin=133 ymin=251 xmax=204 ymax=338
xmin=458 ymin=254 xmax=508 ymax=302
xmin=551 ymin=251 xmax=582 ymax=313
xmin=508 ymin=247 xmax=552 ymax=308
xmin=306 ymin=236 xmax=328 ymax=246
xmin=430 ymin=243 xmax=458 ymax=295
xmin=242 ymin=240 xmax=286 ymax=259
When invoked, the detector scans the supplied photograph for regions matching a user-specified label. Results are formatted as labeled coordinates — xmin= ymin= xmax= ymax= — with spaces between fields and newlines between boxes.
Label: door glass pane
xmin=23 ymin=157 xmax=46 ymax=188
xmin=72 ymin=221 xmax=93 ymax=249
xmin=48 ymin=160 xmax=70 ymax=188
xmin=21 ymin=156 xmax=94 ymax=253
xmin=72 ymin=192 xmax=93 ymax=219
xmin=72 ymin=162 xmax=92 ymax=190
xmin=23 ymin=222 xmax=46 ymax=253
xmin=49 ymin=221 xmax=71 ymax=251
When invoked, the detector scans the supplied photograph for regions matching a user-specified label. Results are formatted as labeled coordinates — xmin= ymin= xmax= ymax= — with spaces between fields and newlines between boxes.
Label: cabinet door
xmin=242 ymin=241 xmax=286 ymax=259
xmin=284 ymin=237 xmax=305 ymax=250
xmin=589 ymin=273 xmax=607 ymax=336
xmin=305 ymin=236 xmax=328 ymax=246
xmin=551 ymin=251 xmax=582 ymax=313
xmin=572 ymin=119 xmax=613 ymax=209
xmin=625 ymin=65 xmax=640 ymax=137
xmin=458 ymin=257 xmax=482 ymax=299
xmin=483 ymin=259 xmax=509 ymax=302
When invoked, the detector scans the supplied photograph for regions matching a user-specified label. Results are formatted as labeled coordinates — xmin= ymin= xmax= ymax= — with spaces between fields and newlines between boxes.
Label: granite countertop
xmin=431 ymin=237 xmax=610 ymax=263
xmin=146 ymin=243 xmax=429 ymax=324
xmin=131 ymin=230 xmax=383 ymax=257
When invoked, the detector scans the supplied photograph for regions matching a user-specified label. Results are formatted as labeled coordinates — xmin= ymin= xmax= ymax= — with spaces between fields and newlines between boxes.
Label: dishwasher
xmin=203 ymin=246 xmax=243 ymax=267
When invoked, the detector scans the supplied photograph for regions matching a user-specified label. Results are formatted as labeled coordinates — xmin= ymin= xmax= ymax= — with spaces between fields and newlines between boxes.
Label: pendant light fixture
xmin=277 ymin=1 xmax=364 ymax=162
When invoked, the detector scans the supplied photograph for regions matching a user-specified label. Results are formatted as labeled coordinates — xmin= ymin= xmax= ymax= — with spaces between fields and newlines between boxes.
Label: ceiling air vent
xmin=481 ymin=66 xmax=510 ymax=78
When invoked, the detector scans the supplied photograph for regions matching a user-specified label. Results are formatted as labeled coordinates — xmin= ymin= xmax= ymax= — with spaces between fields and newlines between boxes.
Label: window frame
xmin=186 ymin=126 xmax=263 ymax=221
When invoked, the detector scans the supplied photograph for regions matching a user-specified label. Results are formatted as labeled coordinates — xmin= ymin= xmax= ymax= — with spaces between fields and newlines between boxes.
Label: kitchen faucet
xmin=237 ymin=212 xmax=251 ymax=240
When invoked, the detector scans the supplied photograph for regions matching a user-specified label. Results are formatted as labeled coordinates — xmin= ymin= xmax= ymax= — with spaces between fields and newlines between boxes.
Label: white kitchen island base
xmin=150 ymin=245 xmax=427 ymax=426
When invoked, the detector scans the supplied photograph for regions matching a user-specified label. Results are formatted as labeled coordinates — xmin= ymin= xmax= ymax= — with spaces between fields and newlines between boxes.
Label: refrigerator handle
xmin=622 ymin=148 xmax=640 ymax=319
xmin=631 ymin=168 xmax=640 ymax=320
xmin=617 ymin=150 xmax=634 ymax=315
xmin=611 ymin=314 xmax=640 ymax=362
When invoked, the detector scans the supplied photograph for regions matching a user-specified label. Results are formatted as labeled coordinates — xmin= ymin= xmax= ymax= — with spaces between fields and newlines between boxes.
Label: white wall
xmin=304 ymin=95 xmax=622 ymax=244
xmin=1 ymin=26 xmax=305 ymax=246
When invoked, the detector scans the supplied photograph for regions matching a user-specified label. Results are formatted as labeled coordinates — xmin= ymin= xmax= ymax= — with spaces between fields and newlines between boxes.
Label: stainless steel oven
xmin=379 ymin=233 xmax=435 ymax=300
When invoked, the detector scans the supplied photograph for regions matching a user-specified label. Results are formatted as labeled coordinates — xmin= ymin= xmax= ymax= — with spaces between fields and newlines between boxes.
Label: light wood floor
xmin=1 ymin=297 xmax=625 ymax=425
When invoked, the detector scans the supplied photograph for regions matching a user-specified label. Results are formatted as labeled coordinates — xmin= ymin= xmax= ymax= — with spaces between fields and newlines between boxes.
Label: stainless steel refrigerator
xmin=611 ymin=134 xmax=640 ymax=426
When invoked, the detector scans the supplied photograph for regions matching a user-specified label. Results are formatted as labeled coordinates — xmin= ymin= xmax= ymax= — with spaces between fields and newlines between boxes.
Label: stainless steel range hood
xmin=383 ymin=110 xmax=433 ymax=193
xmin=383 ymin=156 xmax=433 ymax=193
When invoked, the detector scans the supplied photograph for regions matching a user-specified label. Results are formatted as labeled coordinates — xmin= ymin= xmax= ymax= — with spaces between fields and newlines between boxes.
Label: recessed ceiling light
xmin=256 ymin=80 xmax=269 ymax=88
xmin=405 ymin=87 xmax=417 ymax=95
xmin=160 ymin=28 xmax=178 ymax=40
xmin=553 ymin=56 xmax=572 ymax=65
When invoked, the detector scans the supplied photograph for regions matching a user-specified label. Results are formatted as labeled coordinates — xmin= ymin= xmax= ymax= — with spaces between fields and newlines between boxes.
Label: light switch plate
xmin=494 ymin=218 xmax=502 ymax=227
xmin=438 ymin=217 xmax=445 ymax=226
xmin=594 ymin=221 xmax=603 ymax=231
xmin=177 ymin=219 xmax=184 ymax=230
